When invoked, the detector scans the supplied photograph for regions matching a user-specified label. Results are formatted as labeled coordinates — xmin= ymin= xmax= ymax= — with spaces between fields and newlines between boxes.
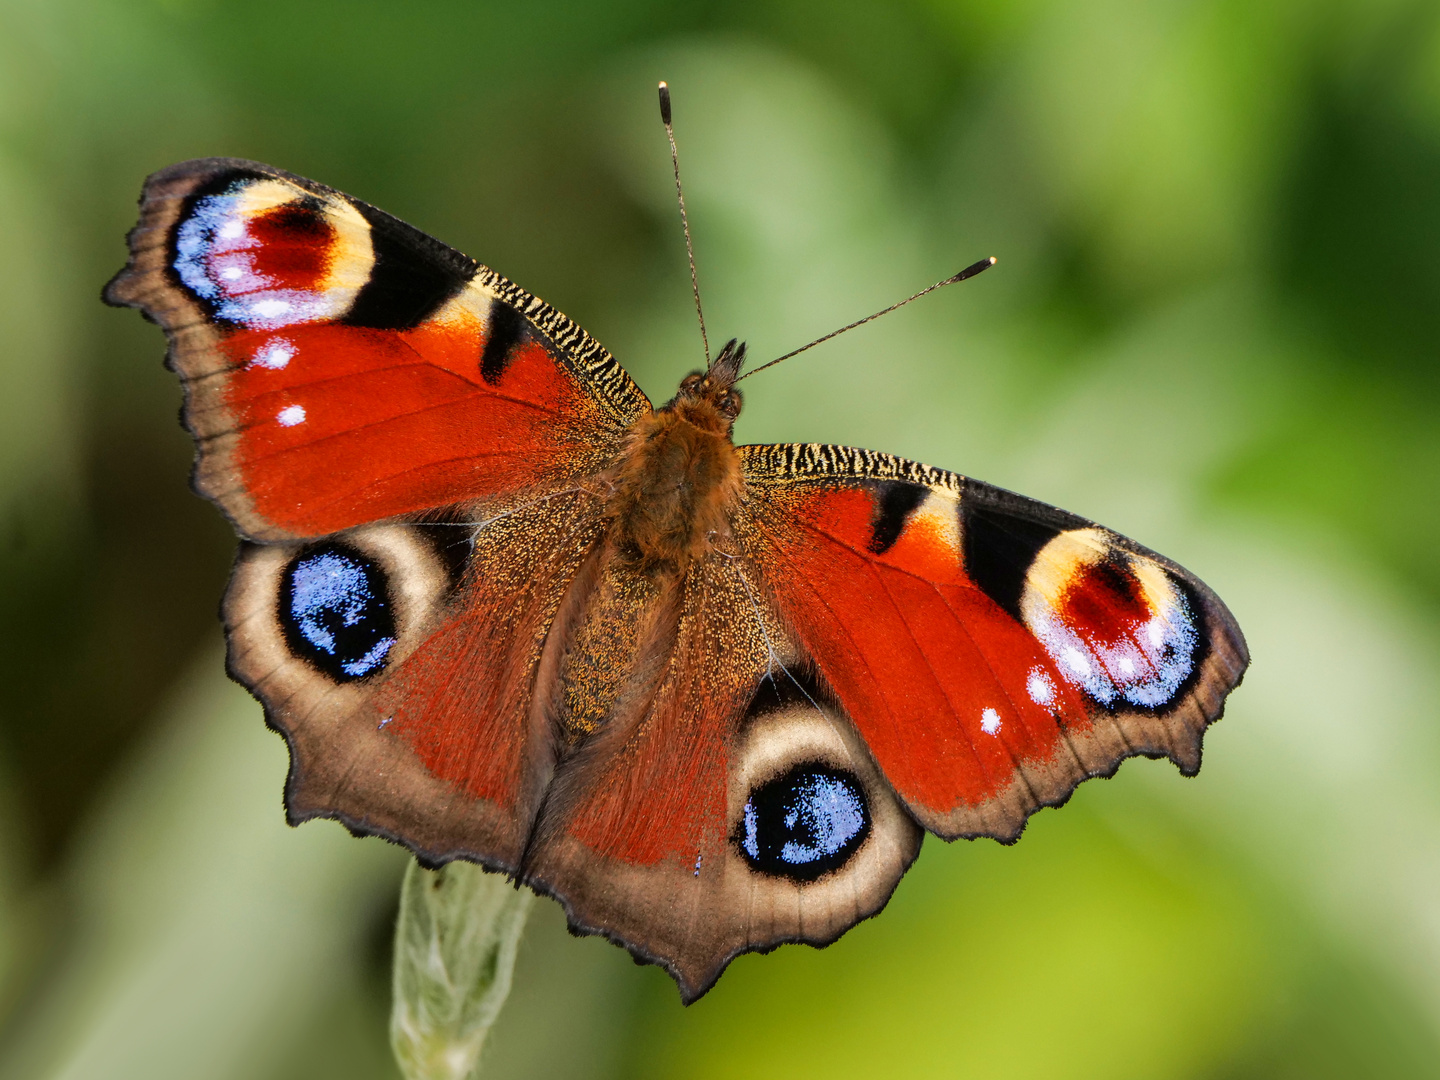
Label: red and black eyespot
xmin=167 ymin=167 xmax=477 ymax=332
xmin=244 ymin=197 xmax=335 ymax=291
xmin=1058 ymin=556 xmax=1149 ymax=639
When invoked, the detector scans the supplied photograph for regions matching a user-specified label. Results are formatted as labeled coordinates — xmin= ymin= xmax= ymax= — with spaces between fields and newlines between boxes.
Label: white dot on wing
xmin=1026 ymin=668 xmax=1054 ymax=705
xmin=218 ymin=219 xmax=244 ymax=239
xmin=253 ymin=340 xmax=296 ymax=369
xmin=251 ymin=298 xmax=291 ymax=319
xmin=981 ymin=707 xmax=1002 ymax=734
xmin=276 ymin=404 xmax=306 ymax=427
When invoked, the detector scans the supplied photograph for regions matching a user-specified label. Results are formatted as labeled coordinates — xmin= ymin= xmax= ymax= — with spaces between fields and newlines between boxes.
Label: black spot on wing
xmin=279 ymin=543 xmax=396 ymax=682
xmin=743 ymin=663 xmax=827 ymax=723
xmin=868 ymin=482 xmax=928 ymax=555
xmin=410 ymin=517 xmax=476 ymax=591
xmin=734 ymin=764 xmax=871 ymax=882
xmin=961 ymin=480 xmax=1087 ymax=619
xmin=963 ymin=508 xmax=1060 ymax=620
xmin=344 ymin=201 xmax=476 ymax=330
xmin=479 ymin=299 xmax=526 ymax=385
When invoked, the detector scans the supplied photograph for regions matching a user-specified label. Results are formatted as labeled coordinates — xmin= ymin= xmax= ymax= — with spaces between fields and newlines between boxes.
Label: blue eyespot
xmin=280 ymin=544 xmax=396 ymax=681
xmin=737 ymin=764 xmax=870 ymax=881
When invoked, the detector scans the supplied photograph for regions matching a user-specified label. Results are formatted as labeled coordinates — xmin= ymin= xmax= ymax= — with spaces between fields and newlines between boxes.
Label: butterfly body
xmin=607 ymin=353 xmax=744 ymax=575
xmin=107 ymin=158 xmax=1247 ymax=1001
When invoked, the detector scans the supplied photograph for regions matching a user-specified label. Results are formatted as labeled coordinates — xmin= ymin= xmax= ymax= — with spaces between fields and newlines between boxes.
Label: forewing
xmin=105 ymin=158 xmax=650 ymax=541
xmin=738 ymin=443 xmax=1248 ymax=841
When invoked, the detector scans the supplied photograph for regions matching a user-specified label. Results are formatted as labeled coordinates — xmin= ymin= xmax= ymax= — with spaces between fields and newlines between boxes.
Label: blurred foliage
xmin=0 ymin=0 xmax=1438 ymax=1077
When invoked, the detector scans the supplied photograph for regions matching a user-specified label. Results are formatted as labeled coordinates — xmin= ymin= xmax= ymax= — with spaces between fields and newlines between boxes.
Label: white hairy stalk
xmin=390 ymin=860 xmax=534 ymax=1080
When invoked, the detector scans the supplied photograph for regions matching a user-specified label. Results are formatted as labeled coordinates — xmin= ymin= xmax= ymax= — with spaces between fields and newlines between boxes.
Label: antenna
xmin=658 ymin=81 xmax=711 ymax=367
xmin=734 ymin=257 xmax=997 ymax=382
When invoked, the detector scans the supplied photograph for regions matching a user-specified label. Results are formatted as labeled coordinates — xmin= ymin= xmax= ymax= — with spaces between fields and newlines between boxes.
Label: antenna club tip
xmin=658 ymin=82 xmax=672 ymax=125
xmin=951 ymin=256 xmax=998 ymax=283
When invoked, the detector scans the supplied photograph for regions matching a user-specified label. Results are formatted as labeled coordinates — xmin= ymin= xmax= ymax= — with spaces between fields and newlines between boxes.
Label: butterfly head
xmin=669 ymin=338 xmax=745 ymax=433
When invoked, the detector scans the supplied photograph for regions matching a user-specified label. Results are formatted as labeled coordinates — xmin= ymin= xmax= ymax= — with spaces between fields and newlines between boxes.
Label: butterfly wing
xmin=107 ymin=159 xmax=650 ymax=867
xmin=737 ymin=443 xmax=1248 ymax=841
xmin=224 ymin=491 xmax=607 ymax=868
xmin=104 ymin=158 xmax=650 ymax=542
xmin=519 ymin=550 xmax=922 ymax=1002
xmin=516 ymin=442 xmax=1244 ymax=1000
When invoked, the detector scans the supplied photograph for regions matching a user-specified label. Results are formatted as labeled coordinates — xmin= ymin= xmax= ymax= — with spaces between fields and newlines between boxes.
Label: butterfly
xmin=105 ymin=151 xmax=1247 ymax=1002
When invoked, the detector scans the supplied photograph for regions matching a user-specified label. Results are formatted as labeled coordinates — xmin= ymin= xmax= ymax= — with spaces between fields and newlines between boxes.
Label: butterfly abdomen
xmin=519 ymin=391 xmax=743 ymax=754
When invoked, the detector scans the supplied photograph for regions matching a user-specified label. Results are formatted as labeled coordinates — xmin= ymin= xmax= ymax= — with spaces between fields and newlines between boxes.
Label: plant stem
xmin=390 ymin=859 xmax=534 ymax=1080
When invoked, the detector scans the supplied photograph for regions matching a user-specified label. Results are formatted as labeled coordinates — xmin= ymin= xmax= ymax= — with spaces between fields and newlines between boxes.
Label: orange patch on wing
xmin=879 ymin=493 xmax=963 ymax=582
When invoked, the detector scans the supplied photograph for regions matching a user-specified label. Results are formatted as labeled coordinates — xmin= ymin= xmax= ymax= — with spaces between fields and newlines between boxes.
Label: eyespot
xmin=735 ymin=763 xmax=871 ymax=882
xmin=171 ymin=178 xmax=369 ymax=329
xmin=1018 ymin=529 xmax=1200 ymax=709
xmin=279 ymin=543 xmax=396 ymax=681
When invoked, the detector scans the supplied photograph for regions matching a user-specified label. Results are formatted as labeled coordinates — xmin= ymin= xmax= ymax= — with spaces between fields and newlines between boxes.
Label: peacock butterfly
xmin=105 ymin=111 xmax=1247 ymax=1002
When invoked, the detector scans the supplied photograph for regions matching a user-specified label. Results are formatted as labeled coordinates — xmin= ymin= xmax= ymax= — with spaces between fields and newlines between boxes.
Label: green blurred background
xmin=1 ymin=0 xmax=1439 ymax=1076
